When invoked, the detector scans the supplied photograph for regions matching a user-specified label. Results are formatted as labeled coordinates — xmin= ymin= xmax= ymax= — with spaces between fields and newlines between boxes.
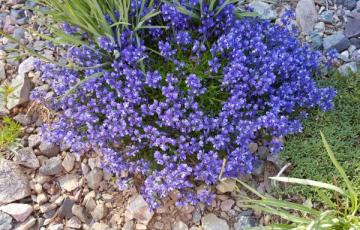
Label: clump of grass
xmin=0 ymin=117 xmax=22 ymax=158
xmin=280 ymin=70 xmax=360 ymax=198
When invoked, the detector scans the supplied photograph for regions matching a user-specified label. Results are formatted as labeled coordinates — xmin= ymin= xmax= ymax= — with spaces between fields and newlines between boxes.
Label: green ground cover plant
xmin=0 ymin=116 xmax=22 ymax=158
xmin=280 ymin=71 xmax=360 ymax=198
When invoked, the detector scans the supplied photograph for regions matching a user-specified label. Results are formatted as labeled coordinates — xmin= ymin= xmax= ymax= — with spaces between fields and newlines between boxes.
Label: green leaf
xmin=269 ymin=177 xmax=346 ymax=195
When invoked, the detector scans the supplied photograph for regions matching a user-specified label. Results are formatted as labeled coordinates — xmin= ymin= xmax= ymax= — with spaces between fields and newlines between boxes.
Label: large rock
xmin=0 ymin=211 xmax=12 ymax=230
xmin=248 ymin=1 xmax=276 ymax=20
xmin=13 ymin=147 xmax=40 ymax=169
xmin=0 ymin=160 xmax=31 ymax=205
xmin=39 ymin=141 xmax=60 ymax=157
xmin=296 ymin=0 xmax=318 ymax=34
xmin=39 ymin=156 xmax=63 ymax=176
xmin=201 ymin=213 xmax=229 ymax=230
xmin=125 ymin=195 xmax=154 ymax=225
xmin=0 ymin=203 xmax=33 ymax=222
xmin=345 ymin=15 xmax=360 ymax=38
xmin=323 ymin=31 xmax=351 ymax=52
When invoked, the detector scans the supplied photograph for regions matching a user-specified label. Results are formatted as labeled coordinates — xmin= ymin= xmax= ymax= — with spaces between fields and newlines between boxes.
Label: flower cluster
xmin=33 ymin=1 xmax=336 ymax=209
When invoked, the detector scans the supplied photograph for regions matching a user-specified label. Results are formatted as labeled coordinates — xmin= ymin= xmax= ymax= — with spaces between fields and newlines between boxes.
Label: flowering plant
xmin=33 ymin=0 xmax=336 ymax=208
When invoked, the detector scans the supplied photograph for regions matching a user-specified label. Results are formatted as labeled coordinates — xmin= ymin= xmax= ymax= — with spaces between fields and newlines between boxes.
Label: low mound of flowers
xmin=33 ymin=1 xmax=336 ymax=208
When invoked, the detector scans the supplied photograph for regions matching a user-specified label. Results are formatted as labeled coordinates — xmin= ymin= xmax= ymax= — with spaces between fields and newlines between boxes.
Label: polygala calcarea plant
xmin=32 ymin=0 xmax=337 ymax=208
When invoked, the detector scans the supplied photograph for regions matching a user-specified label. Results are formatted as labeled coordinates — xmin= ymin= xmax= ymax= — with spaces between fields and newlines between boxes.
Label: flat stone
xmin=126 ymin=195 xmax=154 ymax=225
xmin=39 ymin=141 xmax=60 ymax=157
xmin=58 ymin=174 xmax=79 ymax=192
xmin=248 ymin=1 xmax=276 ymax=20
xmin=173 ymin=221 xmax=188 ymax=230
xmin=62 ymin=153 xmax=75 ymax=172
xmin=338 ymin=62 xmax=358 ymax=76
xmin=58 ymin=197 xmax=74 ymax=219
xmin=48 ymin=224 xmax=64 ymax=230
xmin=66 ymin=216 xmax=81 ymax=229
xmin=13 ymin=147 xmax=40 ymax=169
xmin=323 ymin=31 xmax=351 ymax=52
xmin=0 ymin=203 xmax=33 ymax=222
xmin=0 ymin=61 xmax=5 ymax=80
xmin=13 ymin=114 xmax=31 ymax=126
xmin=90 ymin=203 xmax=106 ymax=221
xmin=296 ymin=0 xmax=318 ymax=33
xmin=13 ymin=216 xmax=36 ymax=230
xmin=72 ymin=204 xmax=90 ymax=223
xmin=220 ymin=199 xmax=235 ymax=212
xmin=6 ymin=73 xmax=32 ymax=110
xmin=0 ymin=211 xmax=12 ymax=230
xmin=345 ymin=17 xmax=360 ymax=38
xmin=39 ymin=156 xmax=63 ymax=176
xmin=27 ymin=134 xmax=41 ymax=148
xmin=216 ymin=178 xmax=236 ymax=193
xmin=201 ymin=213 xmax=229 ymax=230
xmin=85 ymin=168 xmax=103 ymax=190
xmin=0 ymin=160 xmax=30 ymax=205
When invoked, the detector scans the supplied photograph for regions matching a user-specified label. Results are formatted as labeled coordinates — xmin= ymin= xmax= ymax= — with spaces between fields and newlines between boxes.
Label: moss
xmin=279 ymin=71 xmax=360 ymax=198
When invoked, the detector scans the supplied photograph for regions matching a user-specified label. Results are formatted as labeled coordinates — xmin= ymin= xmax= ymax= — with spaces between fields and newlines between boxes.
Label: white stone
xmin=58 ymin=174 xmax=79 ymax=192
xmin=18 ymin=57 xmax=35 ymax=76
xmin=248 ymin=1 xmax=276 ymax=20
xmin=201 ymin=213 xmax=229 ymax=230
xmin=125 ymin=195 xmax=154 ymax=225
xmin=62 ymin=153 xmax=75 ymax=172
xmin=6 ymin=73 xmax=32 ymax=110
xmin=0 ymin=203 xmax=33 ymax=222
xmin=0 ymin=61 xmax=5 ymax=80
xmin=296 ymin=0 xmax=318 ymax=34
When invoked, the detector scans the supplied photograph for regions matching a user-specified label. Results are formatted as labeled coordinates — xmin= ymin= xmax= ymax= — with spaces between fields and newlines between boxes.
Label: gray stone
xmin=39 ymin=141 xmax=60 ymax=157
xmin=126 ymin=195 xmax=154 ymax=225
xmin=10 ymin=9 xmax=25 ymax=20
xmin=14 ymin=147 xmax=40 ymax=169
xmin=62 ymin=153 xmax=75 ymax=172
xmin=67 ymin=216 xmax=81 ymax=229
xmin=18 ymin=57 xmax=35 ymax=76
xmin=58 ymin=197 xmax=74 ymax=219
xmin=216 ymin=178 xmax=236 ymax=193
xmin=90 ymin=203 xmax=106 ymax=221
xmin=352 ymin=49 xmax=360 ymax=63
xmin=154 ymin=222 xmax=164 ymax=229
xmin=336 ymin=0 xmax=357 ymax=10
xmin=13 ymin=113 xmax=31 ymax=126
xmin=13 ymin=28 xmax=25 ymax=40
xmin=14 ymin=216 xmax=36 ymax=230
xmin=201 ymin=213 xmax=229 ymax=230
xmin=28 ymin=134 xmax=41 ymax=148
xmin=323 ymin=31 xmax=350 ymax=52
xmin=319 ymin=10 xmax=335 ymax=24
xmin=0 ymin=203 xmax=33 ymax=222
xmin=338 ymin=62 xmax=358 ymax=76
xmin=25 ymin=0 xmax=37 ymax=8
xmin=172 ymin=221 xmax=188 ymax=230
xmin=221 ymin=199 xmax=235 ymax=212
xmin=345 ymin=17 xmax=360 ymax=38
xmin=267 ymin=153 xmax=285 ymax=169
xmin=234 ymin=214 xmax=257 ymax=230
xmin=350 ymin=38 xmax=360 ymax=48
xmin=0 ymin=211 xmax=12 ymax=230
xmin=58 ymin=174 xmax=79 ymax=192
xmin=33 ymin=41 xmax=45 ymax=51
xmin=296 ymin=0 xmax=318 ymax=33
xmin=252 ymin=160 xmax=265 ymax=176
xmin=86 ymin=168 xmax=103 ymax=190
xmin=6 ymin=73 xmax=32 ymax=110
xmin=72 ymin=204 xmax=90 ymax=223
xmin=39 ymin=156 xmax=63 ymax=176
xmin=0 ymin=160 xmax=30 ymax=205
xmin=248 ymin=1 xmax=276 ymax=20
xmin=310 ymin=33 xmax=323 ymax=50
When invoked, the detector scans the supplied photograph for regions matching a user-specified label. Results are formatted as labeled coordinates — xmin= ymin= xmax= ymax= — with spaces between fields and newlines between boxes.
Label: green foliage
xmin=36 ymin=0 xmax=164 ymax=47
xmin=280 ymin=71 xmax=360 ymax=198
xmin=0 ymin=117 xmax=22 ymax=157
xmin=231 ymin=132 xmax=360 ymax=230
